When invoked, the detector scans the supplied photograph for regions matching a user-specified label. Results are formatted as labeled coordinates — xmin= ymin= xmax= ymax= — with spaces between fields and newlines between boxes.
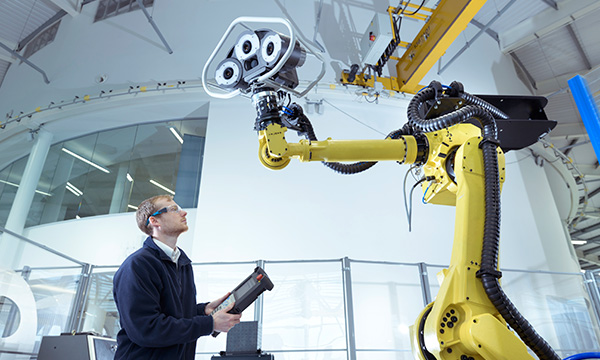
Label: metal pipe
xmin=0 ymin=40 xmax=50 ymax=84
xmin=312 ymin=0 xmax=326 ymax=52
xmin=342 ymin=257 xmax=357 ymax=360
xmin=135 ymin=0 xmax=173 ymax=54
xmin=438 ymin=0 xmax=517 ymax=75
xmin=65 ymin=263 xmax=94 ymax=332
xmin=265 ymin=258 xmax=341 ymax=264
xmin=417 ymin=262 xmax=432 ymax=306
xmin=254 ymin=259 xmax=266 ymax=330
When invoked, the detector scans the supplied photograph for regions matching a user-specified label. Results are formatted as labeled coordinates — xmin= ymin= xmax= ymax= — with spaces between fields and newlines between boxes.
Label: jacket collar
xmin=143 ymin=237 xmax=191 ymax=266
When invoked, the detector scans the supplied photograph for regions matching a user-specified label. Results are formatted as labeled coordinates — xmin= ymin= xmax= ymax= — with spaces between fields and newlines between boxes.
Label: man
xmin=113 ymin=195 xmax=241 ymax=359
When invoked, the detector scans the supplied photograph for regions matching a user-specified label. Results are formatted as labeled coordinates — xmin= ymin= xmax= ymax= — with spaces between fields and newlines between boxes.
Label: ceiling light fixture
xmin=128 ymin=204 xmax=138 ymax=210
xmin=66 ymin=182 xmax=83 ymax=196
xmin=572 ymin=240 xmax=587 ymax=245
xmin=126 ymin=173 xmax=134 ymax=182
xmin=62 ymin=148 xmax=110 ymax=173
xmin=149 ymin=179 xmax=175 ymax=195
xmin=169 ymin=127 xmax=184 ymax=144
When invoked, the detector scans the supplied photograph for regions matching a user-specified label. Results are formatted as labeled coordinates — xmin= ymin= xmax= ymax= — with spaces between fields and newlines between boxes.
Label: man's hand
xmin=205 ymin=292 xmax=231 ymax=315
xmin=212 ymin=302 xmax=242 ymax=333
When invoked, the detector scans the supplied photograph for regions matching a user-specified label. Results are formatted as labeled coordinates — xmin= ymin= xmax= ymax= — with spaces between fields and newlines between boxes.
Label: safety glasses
xmin=146 ymin=204 xmax=183 ymax=225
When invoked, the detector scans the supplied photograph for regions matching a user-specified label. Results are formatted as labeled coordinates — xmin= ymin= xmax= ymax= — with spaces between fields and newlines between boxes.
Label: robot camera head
xmin=215 ymin=29 xmax=306 ymax=92
xmin=202 ymin=17 xmax=325 ymax=99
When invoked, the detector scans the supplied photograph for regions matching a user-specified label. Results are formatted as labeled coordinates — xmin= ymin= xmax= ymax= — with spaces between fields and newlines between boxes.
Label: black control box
xmin=211 ymin=266 xmax=274 ymax=337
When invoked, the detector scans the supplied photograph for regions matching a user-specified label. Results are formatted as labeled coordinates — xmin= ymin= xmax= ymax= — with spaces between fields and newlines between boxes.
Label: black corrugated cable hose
xmin=407 ymin=83 xmax=560 ymax=360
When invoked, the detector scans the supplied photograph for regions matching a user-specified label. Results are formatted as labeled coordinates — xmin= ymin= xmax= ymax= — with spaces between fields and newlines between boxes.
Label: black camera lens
xmin=266 ymin=42 xmax=274 ymax=56
xmin=223 ymin=67 xmax=234 ymax=80
xmin=243 ymin=40 xmax=252 ymax=54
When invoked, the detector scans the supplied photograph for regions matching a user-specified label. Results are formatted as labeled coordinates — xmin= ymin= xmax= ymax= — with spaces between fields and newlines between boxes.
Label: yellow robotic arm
xmin=250 ymin=81 xmax=560 ymax=360
xmin=202 ymin=11 xmax=565 ymax=360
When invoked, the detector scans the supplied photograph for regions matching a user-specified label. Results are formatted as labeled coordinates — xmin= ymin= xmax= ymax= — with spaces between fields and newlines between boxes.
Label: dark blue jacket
xmin=113 ymin=237 xmax=213 ymax=359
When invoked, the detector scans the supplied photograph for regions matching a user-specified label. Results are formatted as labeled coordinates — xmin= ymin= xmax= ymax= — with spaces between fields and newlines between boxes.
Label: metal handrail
xmin=0 ymin=226 xmax=87 ymax=266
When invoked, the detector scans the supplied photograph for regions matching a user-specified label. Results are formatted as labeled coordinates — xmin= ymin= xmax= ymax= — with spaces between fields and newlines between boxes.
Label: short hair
xmin=136 ymin=195 xmax=173 ymax=236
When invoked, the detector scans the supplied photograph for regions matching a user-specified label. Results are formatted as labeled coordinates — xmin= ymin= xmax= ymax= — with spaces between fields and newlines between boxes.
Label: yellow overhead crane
xmin=341 ymin=0 xmax=486 ymax=94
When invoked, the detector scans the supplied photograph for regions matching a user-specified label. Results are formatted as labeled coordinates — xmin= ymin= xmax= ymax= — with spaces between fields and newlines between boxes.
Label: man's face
xmin=152 ymin=199 xmax=188 ymax=236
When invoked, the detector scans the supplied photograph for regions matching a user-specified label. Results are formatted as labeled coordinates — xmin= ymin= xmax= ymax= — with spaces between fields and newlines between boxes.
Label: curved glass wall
xmin=0 ymin=118 xmax=206 ymax=227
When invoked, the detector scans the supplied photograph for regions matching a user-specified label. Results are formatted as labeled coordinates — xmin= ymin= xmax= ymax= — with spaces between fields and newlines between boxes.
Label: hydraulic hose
xmin=408 ymin=82 xmax=560 ymax=360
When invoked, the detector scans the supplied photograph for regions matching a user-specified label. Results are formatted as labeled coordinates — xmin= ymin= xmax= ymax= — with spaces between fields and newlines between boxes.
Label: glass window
xmin=0 ymin=118 xmax=206 ymax=227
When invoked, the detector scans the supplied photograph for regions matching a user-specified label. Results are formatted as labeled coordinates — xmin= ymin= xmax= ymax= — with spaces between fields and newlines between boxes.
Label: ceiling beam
xmin=581 ymin=186 xmax=600 ymax=204
xmin=45 ymin=0 xmax=79 ymax=17
xmin=0 ymin=41 xmax=50 ymax=84
xmin=510 ymin=52 xmax=537 ymax=90
xmin=541 ymin=0 xmax=559 ymax=11
xmin=566 ymin=23 xmax=592 ymax=70
xmin=537 ymin=64 xmax=600 ymax=96
xmin=576 ymin=248 xmax=600 ymax=267
xmin=470 ymin=19 xmax=499 ymax=43
xmin=0 ymin=37 xmax=17 ymax=50
xmin=0 ymin=53 xmax=15 ymax=63
xmin=438 ymin=0 xmax=516 ymax=75
xmin=560 ymin=138 xmax=581 ymax=155
xmin=572 ymin=221 xmax=600 ymax=237
xmin=583 ymin=245 xmax=600 ymax=257
xmin=580 ymin=211 xmax=600 ymax=220
xmin=549 ymin=123 xmax=587 ymax=138
xmin=16 ymin=10 xmax=66 ymax=52
xmin=500 ymin=0 xmax=600 ymax=53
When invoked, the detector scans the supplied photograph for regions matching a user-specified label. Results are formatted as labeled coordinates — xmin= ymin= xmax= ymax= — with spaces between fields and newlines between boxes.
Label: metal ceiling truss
xmin=566 ymin=23 xmax=592 ymax=71
xmin=0 ymin=40 xmax=50 ymax=84
xmin=509 ymin=52 xmax=538 ymax=91
xmin=438 ymin=0 xmax=517 ymax=75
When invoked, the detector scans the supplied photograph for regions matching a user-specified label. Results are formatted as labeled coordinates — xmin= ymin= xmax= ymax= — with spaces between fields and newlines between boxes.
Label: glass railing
xmin=2 ymin=232 xmax=600 ymax=360
xmin=82 ymin=260 xmax=600 ymax=360
xmin=0 ymin=227 xmax=87 ymax=359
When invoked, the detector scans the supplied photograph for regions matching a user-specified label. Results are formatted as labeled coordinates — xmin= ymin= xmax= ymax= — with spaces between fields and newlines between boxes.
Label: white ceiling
xmin=0 ymin=0 xmax=599 ymax=268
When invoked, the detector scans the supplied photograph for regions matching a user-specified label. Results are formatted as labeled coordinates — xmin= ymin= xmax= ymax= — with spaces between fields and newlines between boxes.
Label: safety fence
xmin=1 ymin=233 xmax=600 ymax=359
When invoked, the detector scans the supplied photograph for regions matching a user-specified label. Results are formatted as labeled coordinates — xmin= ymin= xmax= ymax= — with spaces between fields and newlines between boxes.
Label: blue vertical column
xmin=0 ymin=128 xmax=53 ymax=269
xmin=568 ymin=75 xmax=600 ymax=160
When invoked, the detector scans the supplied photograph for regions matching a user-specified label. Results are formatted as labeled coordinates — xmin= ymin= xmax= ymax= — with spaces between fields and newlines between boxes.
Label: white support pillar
xmin=109 ymin=163 xmax=129 ymax=214
xmin=0 ymin=128 xmax=54 ymax=269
